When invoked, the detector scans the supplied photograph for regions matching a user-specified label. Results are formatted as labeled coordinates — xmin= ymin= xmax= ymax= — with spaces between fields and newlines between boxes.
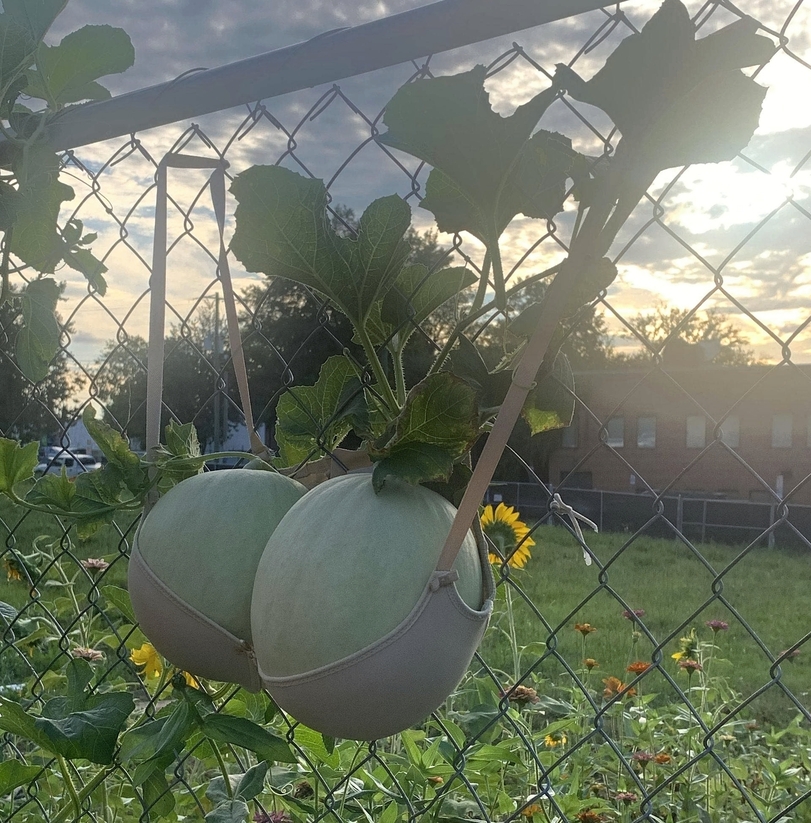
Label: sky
xmin=30 ymin=0 xmax=811 ymax=367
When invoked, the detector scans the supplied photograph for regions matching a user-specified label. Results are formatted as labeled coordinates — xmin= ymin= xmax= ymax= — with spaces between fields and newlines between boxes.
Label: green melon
xmin=129 ymin=469 xmax=306 ymax=689
xmin=251 ymin=473 xmax=483 ymax=678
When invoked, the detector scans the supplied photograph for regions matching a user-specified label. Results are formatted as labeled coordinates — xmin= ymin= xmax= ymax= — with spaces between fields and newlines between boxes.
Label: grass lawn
xmin=480 ymin=525 xmax=810 ymax=726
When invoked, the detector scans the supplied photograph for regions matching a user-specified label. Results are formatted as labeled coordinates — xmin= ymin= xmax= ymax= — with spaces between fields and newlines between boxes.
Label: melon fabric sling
xmin=129 ymin=154 xmax=268 ymax=691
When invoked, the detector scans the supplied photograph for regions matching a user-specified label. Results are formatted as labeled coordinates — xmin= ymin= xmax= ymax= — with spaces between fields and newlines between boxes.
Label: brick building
xmin=549 ymin=363 xmax=811 ymax=505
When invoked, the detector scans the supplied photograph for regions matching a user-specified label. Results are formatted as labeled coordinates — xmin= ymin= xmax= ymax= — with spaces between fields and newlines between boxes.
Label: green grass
xmin=481 ymin=525 xmax=811 ymax=725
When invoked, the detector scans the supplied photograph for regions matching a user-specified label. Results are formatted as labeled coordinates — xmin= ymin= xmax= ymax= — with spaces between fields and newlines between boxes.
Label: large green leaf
xmin=4 ymin=0 xmax=67 ymax=42
xmin=0 ymin=180 xmax=21 ymax=232
xmin=25 ymin=24 xmax=134 ymax=105
xmin=421 ymin=129 xmax=580 ymax=240
xmin=82 ymin=406 xmax=146 ymax=494
xmin=556 ymin=0 xmax=775 ymax=172
xmin=25 ymin=464 xmax=119 ymax=538
xmin=205 ymin=800 xmax=250 ymax=823
xmin=0 ymin=438 xmax=38 ymax=494
xmin=375 ymin=264 xmax=476 ymax=345
xmin=231 ymin=166 xmax=410 ymax=326
xmin=372 ymin=441 xmax=455 ymax=492
xmin=15 ymin=277 xmax=60 ymax=382
xmin=381 ymin=372 xmax=480 ymax=460
xmin=0 ymin=697 xmax=54 ymax=752
xmin=10 ymin=142 xmax=74 ymax=273
xmin=0 ymin=15 xmax=37 ymax=86
xmin=0 ymin=759 xmax=42 ymax=795
xmin=274 ymin=355 xmax=363 ymax=467
xmin=379 ymin=66 xmax=575 ymax=242
xmin=35 ymin=683 xmax=134 ymax=765
xmin=201 ymin=713 xmax=296 ymax=763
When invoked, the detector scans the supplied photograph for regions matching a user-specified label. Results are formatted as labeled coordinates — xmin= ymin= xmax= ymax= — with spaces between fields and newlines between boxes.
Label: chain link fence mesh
xmin=1 ymin=1 xmax=810 ymax=820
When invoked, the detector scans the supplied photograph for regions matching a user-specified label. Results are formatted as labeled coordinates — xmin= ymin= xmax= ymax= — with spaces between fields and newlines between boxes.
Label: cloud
xmin=21 ymin=0 xmax=811 ymax=375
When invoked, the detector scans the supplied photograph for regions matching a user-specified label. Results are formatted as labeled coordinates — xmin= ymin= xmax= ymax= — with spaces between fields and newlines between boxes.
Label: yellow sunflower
xmin=481 ymin=503 xmax=535 ymax=569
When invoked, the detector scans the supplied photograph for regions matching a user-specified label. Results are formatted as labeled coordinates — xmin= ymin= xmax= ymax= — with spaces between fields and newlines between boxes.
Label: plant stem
xmin=392 ymin=344 xmax=407 ymax=406
xmin=428 ymin=262 xmax=562 ymax=376
xmin=210 ymin=740 xmax=234 ymax=799
xmin=470 ymin=251 xmax=492 ymax=313
xmin=51 ymin=766 xmax=116 ymax=823
xmin=355 ymin=324 xmax=399 ymax=414
xmin=488 ymin=234 xmax=507 ymax=312
xmin=55 ymin=755 xmax=82 ymax=821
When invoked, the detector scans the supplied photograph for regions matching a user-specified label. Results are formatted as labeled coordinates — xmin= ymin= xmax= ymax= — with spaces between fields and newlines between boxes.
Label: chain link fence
xmin=1 ymin=0 xmax=811 ymax=820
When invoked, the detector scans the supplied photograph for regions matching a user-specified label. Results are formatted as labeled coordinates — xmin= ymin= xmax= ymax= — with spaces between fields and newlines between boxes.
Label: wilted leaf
xmin=509 ymin=259 xmax=618 ymax=338
xmin=522 ymin=352 xmax=575 ymax=435
xmin=65 ymin=248 xmax=108 ymax=295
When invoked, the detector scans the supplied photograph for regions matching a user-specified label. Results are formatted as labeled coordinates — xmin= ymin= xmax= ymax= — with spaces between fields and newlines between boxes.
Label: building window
xmin=772 ymin=413 xmax=792 ymax=448
xmin=637 ymin=416 xmax=656 ymax=448
xmin=605 ymin=416 xmax=624 ymax=448
xmin=720 ymin=415 xmax=740 ymax=448
xmin=686 ymin=415 xmax=706 ymax=449
xmin=561 ymin=414 xmax=578 ymax=448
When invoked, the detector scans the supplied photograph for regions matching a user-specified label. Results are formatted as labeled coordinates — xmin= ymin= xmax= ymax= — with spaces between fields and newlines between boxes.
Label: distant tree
xmin=619 ymin=303 xmax=758 ymax=366
xmin=93 ymin=311 xmax=238 ymax=449
xmin=0 ymin=286 xmax=81 ymax=441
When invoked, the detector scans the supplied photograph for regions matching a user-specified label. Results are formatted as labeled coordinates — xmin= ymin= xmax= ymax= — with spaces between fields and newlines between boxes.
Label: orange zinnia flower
xmin=602 ymin=676 xmax=636 ymax=699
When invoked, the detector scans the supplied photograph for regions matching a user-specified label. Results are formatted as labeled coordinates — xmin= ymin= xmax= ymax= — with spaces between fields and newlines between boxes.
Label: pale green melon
xmin=130 ymin=469 xmax=306 ymax=686
xmin=251 ymin=473 xmax=483 ymax=678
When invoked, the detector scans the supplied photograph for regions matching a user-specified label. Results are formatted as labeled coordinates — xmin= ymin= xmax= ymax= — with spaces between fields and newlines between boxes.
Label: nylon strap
xmin=436 ymin=255 xmax=585 ymax=571
xmin=146 ymin=153 xmax=265 ymax=507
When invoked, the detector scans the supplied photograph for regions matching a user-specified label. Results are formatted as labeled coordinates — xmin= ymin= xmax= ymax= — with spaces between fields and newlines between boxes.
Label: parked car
xmin=34 ymin=454 xmax=102 ymax=477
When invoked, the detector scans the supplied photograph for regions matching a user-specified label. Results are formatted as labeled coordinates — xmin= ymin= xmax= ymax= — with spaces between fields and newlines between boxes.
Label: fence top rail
xmin=21 ymin=0 xmax=620 ymax=154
